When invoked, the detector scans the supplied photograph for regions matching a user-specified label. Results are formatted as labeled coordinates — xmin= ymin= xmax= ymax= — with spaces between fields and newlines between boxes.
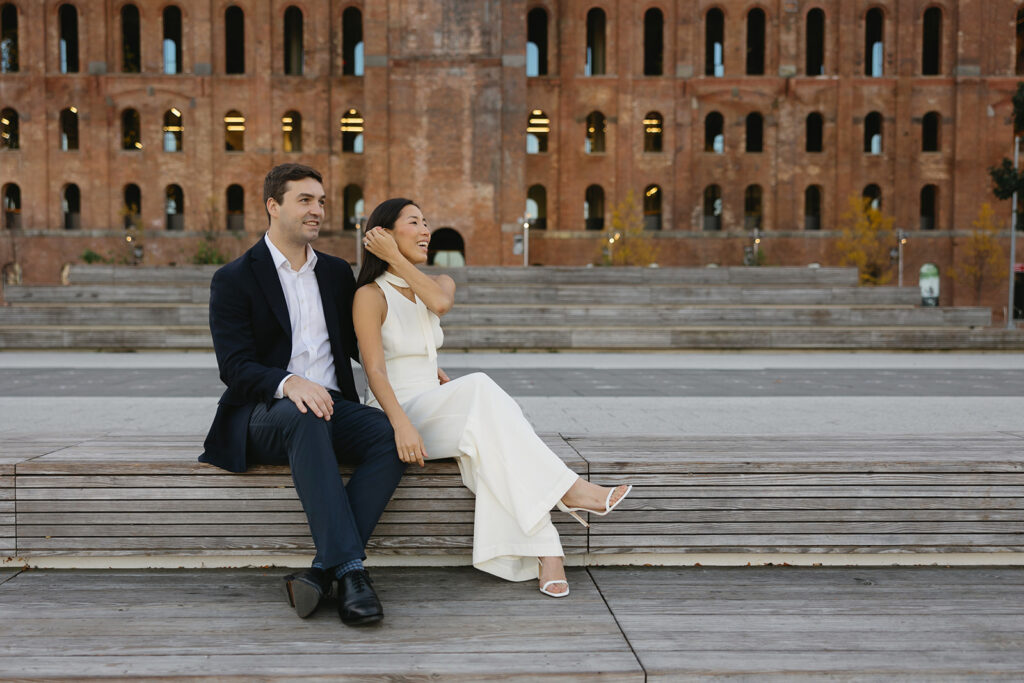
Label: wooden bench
xmin=5 ymin=433 xmax=1024 ymax=565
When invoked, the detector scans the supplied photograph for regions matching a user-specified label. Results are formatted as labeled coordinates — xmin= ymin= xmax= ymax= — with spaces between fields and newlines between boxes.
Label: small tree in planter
xmin=834 ymin=193 xmax=896 ymax=285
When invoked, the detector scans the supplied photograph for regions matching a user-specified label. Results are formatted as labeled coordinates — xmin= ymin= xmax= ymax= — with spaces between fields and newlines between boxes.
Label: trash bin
xmin=919 ymin=263 xmax=939 ymax=306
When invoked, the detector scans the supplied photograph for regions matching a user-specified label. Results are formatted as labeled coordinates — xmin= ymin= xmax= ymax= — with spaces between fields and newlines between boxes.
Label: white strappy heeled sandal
xmin=556 ymin=484 xmax=633 ymax=528
xmin=538 ymin=560 xmax=569 ymax=598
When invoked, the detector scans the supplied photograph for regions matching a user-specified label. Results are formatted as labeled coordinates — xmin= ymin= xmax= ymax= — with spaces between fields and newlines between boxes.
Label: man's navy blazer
xmin=200 ymin=238 xmax=361 ymax=473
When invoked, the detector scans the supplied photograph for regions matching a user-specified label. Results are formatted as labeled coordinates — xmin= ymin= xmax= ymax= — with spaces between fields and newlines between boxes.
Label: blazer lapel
xmin=314 ymin=255 xmax=342 ymax=347
xmin=250 ymin=239 xmax=291 ymax=337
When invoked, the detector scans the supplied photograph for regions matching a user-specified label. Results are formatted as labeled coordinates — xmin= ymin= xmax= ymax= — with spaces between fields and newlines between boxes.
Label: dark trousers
xmin=247 ymin=393 xmax=404 ymax=569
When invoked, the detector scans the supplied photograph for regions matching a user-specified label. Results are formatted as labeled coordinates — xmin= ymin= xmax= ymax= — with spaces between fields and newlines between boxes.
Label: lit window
xmin=341 ymin=109 xmax=363 ymax=153
xmin=644 ymin=112 xmax=663 ymax=153
xmin=163 ymin=108 xmax=183 ymax=152
xmin=527 ymin=109 xmax=549 ymax=154
xmin=282 ymin=110 xmax=301 ymax=152
xmin=224 ymin=110 xmax=245 ymax=151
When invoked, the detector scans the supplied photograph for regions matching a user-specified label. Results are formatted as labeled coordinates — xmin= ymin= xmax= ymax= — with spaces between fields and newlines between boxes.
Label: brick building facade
xmin=0 ymin=1 xmax=1022 ymax=311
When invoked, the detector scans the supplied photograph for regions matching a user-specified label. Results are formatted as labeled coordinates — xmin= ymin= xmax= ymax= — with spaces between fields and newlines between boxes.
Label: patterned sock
xmin=335 ymin=558 xmax=364 ymax=579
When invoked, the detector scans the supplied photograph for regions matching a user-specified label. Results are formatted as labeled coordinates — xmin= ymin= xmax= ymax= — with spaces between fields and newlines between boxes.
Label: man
xmin=200 ymin=163 xmax=404 ymax=626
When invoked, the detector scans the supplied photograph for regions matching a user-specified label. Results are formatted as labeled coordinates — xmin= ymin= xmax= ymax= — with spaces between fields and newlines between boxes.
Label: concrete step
xmin=4 ymin=284 xmax=209 ymax=304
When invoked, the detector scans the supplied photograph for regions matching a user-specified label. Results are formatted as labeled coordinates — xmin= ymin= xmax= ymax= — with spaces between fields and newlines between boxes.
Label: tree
xmin=952 ymin=203 xmax=1007 ymax=305
xmin=988 ymin=82 xmax=1024 ymax=224
xmin=596 ymin=190 xmax=660 ymax=266
xmin=834 ymin=193 xmax=896 ymax=285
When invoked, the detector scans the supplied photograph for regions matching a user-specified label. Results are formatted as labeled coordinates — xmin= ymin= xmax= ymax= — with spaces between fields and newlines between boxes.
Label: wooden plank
xmin=600 ymin=485 xmax=1024 ymax=498
xmin=15 ymin=497 xmax=483 ymax=512
xmin=585 ymin=509 xmax=1024 ymax=522
xmin=590 ymin=472 xmax=1024 ymax=486
xmin=587 ymin=521 xmax=1024 ymax=534
xmin=588 ymin=534 xmax=1024 ymax=552
xmin=14 ymin=486 xmax=476 ymax=501
xmin=615 ymin=497 xmax=1024 ymax=511
xmin=16 ymin=522 xmax=585 ymax=538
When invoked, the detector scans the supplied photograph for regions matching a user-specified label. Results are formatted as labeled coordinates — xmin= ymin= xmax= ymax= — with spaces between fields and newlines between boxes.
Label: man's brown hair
xmin=263 ymin=163 xmax=324 ymax=224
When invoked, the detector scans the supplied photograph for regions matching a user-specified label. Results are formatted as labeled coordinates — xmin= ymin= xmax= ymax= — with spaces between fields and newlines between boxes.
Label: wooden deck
xmin=1 ymin=566 xmax=1022 ymax=680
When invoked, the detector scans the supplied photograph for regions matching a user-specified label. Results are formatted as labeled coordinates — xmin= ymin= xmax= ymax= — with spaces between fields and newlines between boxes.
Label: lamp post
xmin=522 ymin=217 xmax=530 ymax=267
xmin=897 ymin=229 xmax=906 ymax=288
xmin=355 ymin=215 xmax=366 ymax=270
xmin=1009 ymin=137 xmax=1020 ymax=328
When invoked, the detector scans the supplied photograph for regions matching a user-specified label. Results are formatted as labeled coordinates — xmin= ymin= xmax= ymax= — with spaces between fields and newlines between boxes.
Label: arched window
xmin=60 ymin=107 xmax=78 ymax=151
xmin=526 ymin=184 xmax=546 ymax=230
xmin=585 ymin=111 xmax=606 ymax=154
xmin=224 ymin=110 xmax=244 ymax=151
xmin=1017 ymin=8 xmax=1024 ymax=75
xmin=163 ymin=6 xmax=182 ymax=74
xmin=920 ymin=184 xmax=937 ymax=230
xmin=922 ymin=111 xmax=940 ymax=152
xmin=705 ymin=8 xmax=724 ymax=76
xmin=343 ymin=184 xmax=363 ymax=231
xmin=922 ymin=7 xmax=941 ymax=75
xmin=644 ymin=184 xmax=662 ymax=231
xmin=0 ymin=107 xmax=17 ymax=149
xmin=806 ymin=112 xmax=823 ymax=152
xmin=745 ymin=112 xmax=763 ymax=152
xmin=342 ymin=7 xmax=363 ymax=76
xmin=805 ymin=8 xmax=824 ymax=75
xmin=282 ymin=110 xmax=301 ymax=152
xmin=862 ymin=183 xmax=881 ymax=210
xmin=644 ymin=8 xmax=663 ymax=76
xmin=226 ymin=184 xmax=244 ymax=231
xmin=62 ymin=183 xmax=80 ymax=230
xmin=584 ymin=185 xmax=604 ymax=230
xmin=585 ymin=8 xmax=606 ymax=76
xmin=59 ymin=4 xmax=78 ymax=73
xmin=643 ymin=112 xmax=663 ymax=153
xmin=2 ymin=182 xmax=19 ymax=228
xmin=527 ymin=109 xmax=549 ymax=154
xmin=703 ymin=185 xmax=722 ymax=231
xmin=341 ymin=109 xmax=363 ymax=153
xmin=428 ymin=228 xmax=465 ymax=266
xmin=123 ymin=183 xmax=141 ymax=230
xmin=122 ymin=109 xmax=142 ymax=150
xmin=1 ymin=3 xmax=18 ymax=73
xmin=284 ymin=6 xmax=303 ymax=75
xmin=865 ymin=7 xmax=884 ymax=77
xmin=804 ymin=185 xmax=822 ymax=230
xmin=163 ymin=108 xmax=183 ymax=152
xmin=744 ymin=185 xmax=762 ymax=230
xmin=864 ymin=111 xmax=882 ymax=154
xmin=746 ymin=8 xmax=765 ymax=75
xmin=526 ymin=7 xmax=548 ymax=77
xmin=704 ymin=111 xmax=724 ymax=153
xmin=225 ymin=5 xmax=245 ymax=74
xmin=165 ymin=184 xmax=184 ymax=230
xmin=121 ymin=4 xmax=140 ymax=73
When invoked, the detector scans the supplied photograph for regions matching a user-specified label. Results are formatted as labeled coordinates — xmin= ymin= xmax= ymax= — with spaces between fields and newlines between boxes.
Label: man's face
xmin=269 ymin=177 xmax=325 ymax=246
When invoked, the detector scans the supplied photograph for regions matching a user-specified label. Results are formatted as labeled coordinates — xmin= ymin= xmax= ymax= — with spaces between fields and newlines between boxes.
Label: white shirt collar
xmin=264 ymin=233 xmax=317 ymax=273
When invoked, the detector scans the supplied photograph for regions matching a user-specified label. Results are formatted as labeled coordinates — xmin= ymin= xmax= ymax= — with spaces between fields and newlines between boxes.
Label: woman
xmin=352 ymin=198 xmax=631 ymax=597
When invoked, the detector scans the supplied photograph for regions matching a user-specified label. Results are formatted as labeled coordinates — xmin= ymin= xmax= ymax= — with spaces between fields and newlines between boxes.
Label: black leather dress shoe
xmin=337 ymin=569 xmax=383 ymax=626
xmin=283 ymin=567 xmax=332 ymax=619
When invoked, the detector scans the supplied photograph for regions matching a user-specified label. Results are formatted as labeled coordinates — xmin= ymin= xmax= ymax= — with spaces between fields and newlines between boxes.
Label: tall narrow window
xmin=644 ymin=184 xmax=662 ymax=230
xmin=165 ymin=184 xmax=184 ymax=230
xmin=341 ymin=109 xmax=363 ymax=153
xmin=704 ymin=111 xmax=724 ymax=153
xmin=864 ymin=112 xmax=882 ymax=154
xmin=1018 ymin=8 xmax=1024 ymax=75
xmin=62 ymin=184 xmax=80 ymax=230
xmin=922 ymin=111 xmax=940 ymax=152
xmin=122 ymin=109 xmax=142 ymax=150
xmin=585 ymin=111 xmax=606 ymax=153
xmin=703 ymin=185 xmax=722 ymax=231
xmin=284 ymin=6 xmax=303 ymax=75
xmin=163 ymin=6 xmax=182 ymax=74
xmin=527 ymin=7 xmax=548 ymax=77
xmin=804 ymin=185 xmax=822 ymax=230
xmin=0 ymin=107 xmax=17 ymax=149
xmin=805 ymin=8 xmax=824 ymax=75
xmin=60 ymin=107 xmax=79 ymax=150
xmin=705 ymin=8 xmax=724 ymax=76
xmin=644 ymin=8 xmax=663 ymax=76
xmin=342 ymin=7 xmax=363 ymax=76
xmin=282 ymin=110 xmax=301 ymax=152
xmin=227 ymin=184 xmax=244 ymax=231
xmin=163 ymin=108 xmax=183 ymax=152
xmin=224 ymin=110 xmax=244 ymax=151
xmin=922 ymin=7 xmax=941 ymax=75
xmin=584 ymin=184 xmax=604 ymax=230
xmin=527 ymin=184 xmax=547 ymax=230
xmin=1 ymin=3 xmax=18 ymax=73
xmin=343 ymin=184 xmax=363 ymax=230
xmin=527 ymin=109 xmax=549 ymax=154
xmin=744 ymin=185 xmax=762 ymax=230
xmin=920 ymin=184 xmax=937 ymax=230
xmin=121 ymin=4 xmax=140 ymax=73
xmin=123 ymin=184 xmax=141 ymax=230
xmin=585 ymin=8 xmax=606 ymax=76
xmin=745 ymin=112 xmax=763 ymax=152
xmin=746 ymin=8 xmax=765 ymax=75
xmin=225 ymin=5 xmax=245 ymax=74
xmin=2 ymin=182 xmax=19 ymax=228
xmin=644 ymin=112 xmax=663 ymax=152
xmin=865 ymin=8 xmax=883 ymax=77
xmin=806 ymin=112 xmax=823 ymax=152
xmin=59 ymin=4 xmax=79 ymax=74
xmin=863 ymin=183 xmax=881 ymax=210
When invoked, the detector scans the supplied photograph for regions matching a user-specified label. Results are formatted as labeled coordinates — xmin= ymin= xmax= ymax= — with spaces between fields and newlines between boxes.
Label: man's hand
xmin=438 ymin=367 xmax=451 ymax=384
xmin=283 ymin=376 xmax=334 ymax=420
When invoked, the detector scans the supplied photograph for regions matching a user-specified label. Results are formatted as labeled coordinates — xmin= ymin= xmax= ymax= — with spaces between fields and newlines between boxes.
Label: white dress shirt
xmin=264 ymin=234 xmax=340 ymax=398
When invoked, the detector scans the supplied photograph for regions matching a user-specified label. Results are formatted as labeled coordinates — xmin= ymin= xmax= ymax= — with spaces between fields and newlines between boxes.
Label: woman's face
xmin=390 ymin=204 xmax=430 ymax=265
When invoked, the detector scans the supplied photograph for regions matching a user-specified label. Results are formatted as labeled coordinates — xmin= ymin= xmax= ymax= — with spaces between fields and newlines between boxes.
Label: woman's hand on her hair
xmin=363 ymin=227 xmax=404 ymax=265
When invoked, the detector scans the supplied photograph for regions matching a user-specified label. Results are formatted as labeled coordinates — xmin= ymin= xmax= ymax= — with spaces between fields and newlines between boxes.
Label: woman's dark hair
xmin=355 ymin=197 xmax=418 ymax=289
